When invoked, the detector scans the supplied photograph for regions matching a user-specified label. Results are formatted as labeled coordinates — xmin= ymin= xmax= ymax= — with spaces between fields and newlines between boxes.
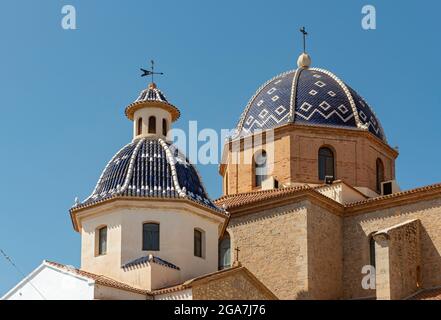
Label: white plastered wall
xmin=79 ymin=201 xmax=223 ymax=290
xmin=2 ymin=263 xmax=94 ymax=300
xmin=133 ymin=107 xmax=172 ymax=140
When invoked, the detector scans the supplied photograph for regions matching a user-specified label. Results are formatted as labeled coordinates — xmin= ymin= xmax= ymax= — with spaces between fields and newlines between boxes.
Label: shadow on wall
xmin=420 ymin=226 xmax=441 ymax=290
xmin=294 ymin=290 xmax=310 ymax=300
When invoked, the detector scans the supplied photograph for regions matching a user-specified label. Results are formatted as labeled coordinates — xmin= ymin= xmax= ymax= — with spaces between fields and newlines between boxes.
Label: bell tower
xmin=125 ymin=61 xmax=180 ymax=141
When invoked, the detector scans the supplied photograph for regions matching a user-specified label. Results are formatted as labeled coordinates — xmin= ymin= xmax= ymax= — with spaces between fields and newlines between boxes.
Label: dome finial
xmin=297 ymin=52 xmax=311 ymax=68
xmin=297 ymin=27 xmax=311 ymax=68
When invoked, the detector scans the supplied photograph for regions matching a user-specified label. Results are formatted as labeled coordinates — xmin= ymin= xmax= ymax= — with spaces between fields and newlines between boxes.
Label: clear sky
xmin=1 ymin=0 xmax=440 ymax=295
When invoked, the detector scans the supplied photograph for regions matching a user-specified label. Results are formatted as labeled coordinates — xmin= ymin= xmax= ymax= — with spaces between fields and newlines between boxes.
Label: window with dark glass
xmin=148 ymin=116 xmax=156 ymax=134
xmin=218 ymin=233 xmax=231 ymax=270
xmin=369 ymin=235 xmax=376 ymax=268
xmin=98 ymin=226 xmax=107 ymax=255
xmin=318 ymin=147 xmax=335 ymax=181
xmin=143 ymin=223 xmax=159 ymax=251
xmin=162 ymin=118 xmax=167 ymax=136
xmin=137 ymin=118 xmax=143 ymax=135
xmin=254 ymin=150 xmax=267 ymax=187
xmin=376 ymin=158 xmax=385 ymax=193
xmin=194 ymin=229 xmax=203 ymax=258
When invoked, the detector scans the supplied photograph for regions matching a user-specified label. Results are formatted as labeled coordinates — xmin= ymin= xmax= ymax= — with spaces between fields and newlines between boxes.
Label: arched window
xmin=143 ymin=223 xmax=159 ymax=251
xmin=148 ymin=116 xmax=156 ymax=134
xmin=97 ymin=226 xmax=107 ymax=256
xmin=137 ymin=118 xmax=143 ymax=135
xmin=194 ymin=229 xmax=205 ymax=258
xmin=254 ymin=150 xmax=267 ymax=187
xmin=162 ymin=118 xmax=167 ymax=136
xmin=376 ymin=158 xmax=385 ymax=193
xmin=318 ymin=147 xmax=335 ymax=181
xmin=369 ymin=235 xmax=376 ymax=268
xmin=219 ymin=232 xmax=231 ymax=270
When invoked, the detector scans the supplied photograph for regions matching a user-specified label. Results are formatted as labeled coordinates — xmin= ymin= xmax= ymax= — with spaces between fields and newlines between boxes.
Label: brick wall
xmin=222 ymin=125 xmax=397 ymax=196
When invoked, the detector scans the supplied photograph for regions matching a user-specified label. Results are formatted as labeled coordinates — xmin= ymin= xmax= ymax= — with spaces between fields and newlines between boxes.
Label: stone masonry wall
xmin=374 ymin=219 xmax=421 ymax=300
xmin=307 ymin=202 xmax=343 ymax=299
xmin=192 ymin=272 xmax=274 ymax=300
xmin=227 ymin=201 xmax=308 ymax=299
xmin=343 ymin=197 xmax=441 ymax=299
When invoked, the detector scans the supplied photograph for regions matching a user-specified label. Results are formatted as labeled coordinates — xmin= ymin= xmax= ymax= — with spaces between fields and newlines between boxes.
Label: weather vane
xmin=300 ymin=27 xmax=308 ymax=53
xmin=140 ymin=60 xmax=164 ymax=83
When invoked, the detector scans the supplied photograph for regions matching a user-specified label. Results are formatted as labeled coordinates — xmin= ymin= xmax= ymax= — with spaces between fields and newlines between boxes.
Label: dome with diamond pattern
xmin=235 ymin=57 xmax=386 ymax=142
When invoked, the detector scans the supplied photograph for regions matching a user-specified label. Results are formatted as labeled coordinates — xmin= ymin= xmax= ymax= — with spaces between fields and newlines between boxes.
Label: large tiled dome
xmin=235 ymin=67 xmax=386 ymax=141
xmin=76 ymin=138 xmax=221 ymax=212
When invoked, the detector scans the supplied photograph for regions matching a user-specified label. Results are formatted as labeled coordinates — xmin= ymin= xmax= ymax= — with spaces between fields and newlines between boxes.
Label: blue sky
xmin=1 ymin=0 xmax=440 ymax=295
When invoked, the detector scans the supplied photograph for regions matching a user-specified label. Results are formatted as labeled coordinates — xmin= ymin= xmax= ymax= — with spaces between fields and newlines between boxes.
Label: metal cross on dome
xmin=300 ymin=27 xmax=308 ymax=53
xmin=140 ymin=60 xmax=164 ymax=83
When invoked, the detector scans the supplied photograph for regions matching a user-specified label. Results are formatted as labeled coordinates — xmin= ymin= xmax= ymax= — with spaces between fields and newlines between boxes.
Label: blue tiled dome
xmin=236 ymin=68 xmax=386 ymax=141
xmin=125 ymin=83 xmax=180 ymax=121
xmin=77 ymin=138 xmax=221 ymax=212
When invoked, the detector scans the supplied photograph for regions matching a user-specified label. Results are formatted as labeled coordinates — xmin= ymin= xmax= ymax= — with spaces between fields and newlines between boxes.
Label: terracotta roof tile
xmin=151 ymin=265 xmax=243 ymax=295
xmin=45 ymin=260 xmax=150 ymax=296
xmin=410 ymin=288 xmax=441 ymax=300
xmin=345 ymin=182 xmax=441 ymax=208
xmin=215 ymin=182 xmax=441 ymax=215
xmin=214 ymin=185 xmax=314 ymax=209
xmin=152 ymin=264 xmax=277 ymax=299
xmin=121 ymin=255 xmax=180 ymax=270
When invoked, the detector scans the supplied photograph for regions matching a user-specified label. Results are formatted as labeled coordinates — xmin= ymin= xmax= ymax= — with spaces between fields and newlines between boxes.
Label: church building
xmin=3 ymin=44 xmax=441 ymax=300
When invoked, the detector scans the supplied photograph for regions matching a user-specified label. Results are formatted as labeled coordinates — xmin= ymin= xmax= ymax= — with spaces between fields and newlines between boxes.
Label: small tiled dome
xmin=125 ymin=83 xmax=180 ymax=121
xmin=77 ymin=138 xmax=221 ymax=212
xmin=235 ymin=67 xmax=386 ymax=141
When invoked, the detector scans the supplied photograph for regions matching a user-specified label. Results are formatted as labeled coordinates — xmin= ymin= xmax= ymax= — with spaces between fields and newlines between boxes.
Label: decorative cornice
xmin=125 ymin=100 xmax=180 ymax=122
xmin=215 ymin=185 xmax=345 ymax=217
xmin=70 ymin=195 xmax=229 ymax=232
xmin=344 ymin=182 xmax=441 ymax=215
xmin=216 ymin=182 xmax=441 ymax=219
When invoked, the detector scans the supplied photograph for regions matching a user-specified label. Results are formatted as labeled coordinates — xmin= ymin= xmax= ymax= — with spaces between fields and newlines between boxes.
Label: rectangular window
xmin=98 ymin=227 xmax=107 ymax=255
xmin=194 ymin=229 xmax=203 ymax=258
xmin=143 ymin=223 xmax=160 ymax=251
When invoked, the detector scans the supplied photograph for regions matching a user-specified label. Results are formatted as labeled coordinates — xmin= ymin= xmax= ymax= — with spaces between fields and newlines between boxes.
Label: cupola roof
xmin=75 ymin=138 xmax=223 ymax=213
xmin=125 ymin=83 xmax=181 ymax=121
xmin=234 ymin=53 xmax=386 ymax=142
